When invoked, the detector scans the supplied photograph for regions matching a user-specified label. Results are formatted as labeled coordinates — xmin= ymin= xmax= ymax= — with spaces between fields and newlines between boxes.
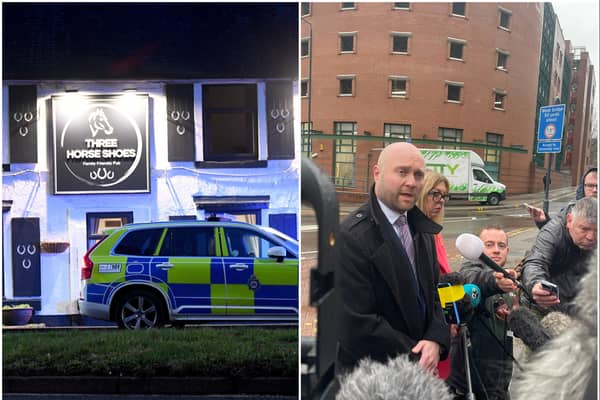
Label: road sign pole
xmin=543 ymin=153 xmax=553 ymax=214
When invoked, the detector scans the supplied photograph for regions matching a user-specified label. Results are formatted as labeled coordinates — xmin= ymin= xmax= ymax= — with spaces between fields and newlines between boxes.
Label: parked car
xmin=78 ymin=221 xmax=298 ymax=329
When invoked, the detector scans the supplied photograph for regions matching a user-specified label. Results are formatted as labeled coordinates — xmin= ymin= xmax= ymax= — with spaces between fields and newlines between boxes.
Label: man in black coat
xmin=335 ymin=142 xmax=450 ymax=376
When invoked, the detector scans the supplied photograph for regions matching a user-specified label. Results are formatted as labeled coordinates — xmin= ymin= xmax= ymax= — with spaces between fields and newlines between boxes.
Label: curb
xmin=3 ymin=376 xmax=298 ymax=396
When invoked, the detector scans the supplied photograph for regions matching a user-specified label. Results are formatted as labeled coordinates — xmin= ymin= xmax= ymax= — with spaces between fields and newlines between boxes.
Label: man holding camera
xmin=521 ymin=196 xmax=597 ymax=316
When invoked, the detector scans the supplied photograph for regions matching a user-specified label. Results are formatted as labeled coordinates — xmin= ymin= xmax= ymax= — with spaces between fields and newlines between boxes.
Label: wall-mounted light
xmin=122 ymin=88 xmax=137 ymax=93
xmin=64 ymin=88 xmax=79 ymax=93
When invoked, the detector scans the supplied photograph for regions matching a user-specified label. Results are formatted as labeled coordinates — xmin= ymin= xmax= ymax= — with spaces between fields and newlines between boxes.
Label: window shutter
xmin=9 ymin=85 xmax=38 ymax=163
xmin=266 ymin=81 xmax=294 ymax=160
xmin=166 ymin=84 xmax=195 ymax=161
xmin=11 ymin=217 xmax=41 ymax=298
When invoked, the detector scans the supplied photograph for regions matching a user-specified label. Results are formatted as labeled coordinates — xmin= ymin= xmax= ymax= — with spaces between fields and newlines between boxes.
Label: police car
xmin=78 ymin=221 xmax=298 ymax=329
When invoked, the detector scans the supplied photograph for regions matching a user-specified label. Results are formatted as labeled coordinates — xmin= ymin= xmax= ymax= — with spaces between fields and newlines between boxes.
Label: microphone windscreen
xmin=463 ymin=283 xmax=481 ymax=307
xmin=508 ymin=307 xmax=551 ymax=351
xmin=337 ymin=354 xmax=454 ymax=400
xmin=455 ymin=233 xmax=484 ymax=261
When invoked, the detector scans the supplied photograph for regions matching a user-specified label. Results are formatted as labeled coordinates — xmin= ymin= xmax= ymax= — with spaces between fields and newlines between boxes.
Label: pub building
xmin=2 ymin=3 xmax=299 ymax=325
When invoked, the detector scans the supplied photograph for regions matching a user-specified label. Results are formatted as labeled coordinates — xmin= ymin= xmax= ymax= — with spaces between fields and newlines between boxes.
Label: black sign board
xmin=11 ymin=217 xmax=41 ymax=298
xmin=166 ymin=84 xmax=195 ymax=161
xmin=266 ymin=81 xmax=294 ymax=160
xmin=9 ymin=85 xmax=38 ymax=163
xmin=51 ymin=95 xmax=150 ymax=194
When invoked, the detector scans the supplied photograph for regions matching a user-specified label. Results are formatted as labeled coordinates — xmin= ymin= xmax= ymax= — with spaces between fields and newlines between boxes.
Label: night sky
xmin=3 ymin=3 xmax=298 ymax=80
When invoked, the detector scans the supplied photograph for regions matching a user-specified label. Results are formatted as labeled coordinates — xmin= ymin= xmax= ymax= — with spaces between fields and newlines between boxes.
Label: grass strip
xmin=3 ymin=327 xmax=297 ymax=378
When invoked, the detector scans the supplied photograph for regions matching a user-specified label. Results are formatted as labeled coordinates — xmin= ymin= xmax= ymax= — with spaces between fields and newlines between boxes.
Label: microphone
xmin=337 ymin=354 xmax=454 ymax=400
xmin=455 ymin=233 xmax=531 ymax=299
xmin=507 ymin=307 xmax=551 ymax=352
xmin=438 ymin=272 xmax=481 ymax=324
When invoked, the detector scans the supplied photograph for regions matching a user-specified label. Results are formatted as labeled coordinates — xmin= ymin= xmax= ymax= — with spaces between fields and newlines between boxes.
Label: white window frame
xmin=493 ymin=89 xmax=506 ymax=110
xmin=340 ymin=2 xmax=356 ymax=10
xmin=389 ymin=75 xmax=409 ymax=98
xmin=339 ymin=32 xmax=357 ymax=54
xmin=496 ymin=49 xmax=510 ymax=71
xmin=301 ymin=37 xmax=310 ymax=58
xmin=392 ymin=2 xmax=411 ymax=10
xmin=498 ymin=7 xmax=512 ymax=30
xmin=448 ymin=37 xmax=466 ymax=61
xmin=337 ymin=75 xmax=356 ymax=97
xmin=391 ymin=32 xmax=411 ymax=54
xmin=451 ymin=2 xmax=466 ymax=17
xmin=301 ymin=79 xmax=309 ymax=98
xmin=301 ymin=2 xmax=311 ymax=17
xmin=445 ymin=80 xmax=464 ymax=103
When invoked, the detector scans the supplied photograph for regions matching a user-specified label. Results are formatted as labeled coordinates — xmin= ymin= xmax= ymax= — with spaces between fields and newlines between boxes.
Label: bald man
xmin=335 ymin=143 xmax=450 ymax=377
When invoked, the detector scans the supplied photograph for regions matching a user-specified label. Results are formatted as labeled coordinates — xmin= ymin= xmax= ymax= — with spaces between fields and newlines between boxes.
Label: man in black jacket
xmin=521 ymin=196 xmax=597 ymax=316
xmin=447 ymin=226 xmax=518 ymax=400
xmin=335 ymin=142 xmax=450 ymax=377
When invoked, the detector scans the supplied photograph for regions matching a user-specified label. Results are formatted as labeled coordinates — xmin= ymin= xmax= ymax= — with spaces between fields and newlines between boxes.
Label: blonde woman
xmin=416 ymin=170 xmax=451 ymax=274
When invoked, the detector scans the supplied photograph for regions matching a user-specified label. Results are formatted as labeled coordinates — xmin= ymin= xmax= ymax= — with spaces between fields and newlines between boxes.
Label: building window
xmin=301 ymin=37 xmax=310 ymax=57
xmin=301 ymin=2 xmax=311 ymax=16
xmin=438 ymin=127 xmax=463 ymax=149
xmin=301 ymin=122 xmax=312 ymax=157
xmin=341 ymin=2 xmax=356 ymax=10
xmin=448 ymin=38 xmax=465 ymax=60
xmin=384 ymin=123 xmax=411 ymax=142
xmin=393 ymin=3 xmax=410 ymax=10
xmin=86 ymin=212 xmax=133 ymax=249
xmin=451 ymin=2 xmax=466 ymax=16
xmin=337 ymin=75 xmax=355 ymax=96
xmin=485 ymin=132 xmax=503 ymax=180
xmin=498 ymin=7 xmax=511 ymax=30
xmin=445 ymin=81 xmax=463 ymax=102
xmin=389 ymin=76 xmax=408 ymax=98
xmin=333 ymin=122 xmax=357 ymax=188
xmin=496 ymin=49 xmax=509 ymax=70
xmin=339 ymin=32 xmax=357 ymax=53
xmin=391 ymin=32 xmax=411 ymax=54
xmin=202 ymin=84 xmax=258 ymax=162
xmin=301 ymin=79 xmax=309 ymax=97
xmin=493 ymin=90 xmax=506 ymax=110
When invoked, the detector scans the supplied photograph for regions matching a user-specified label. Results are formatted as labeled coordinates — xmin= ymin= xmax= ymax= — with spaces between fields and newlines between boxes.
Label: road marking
xmin=508 ymin=227 xmax=535 ymax=237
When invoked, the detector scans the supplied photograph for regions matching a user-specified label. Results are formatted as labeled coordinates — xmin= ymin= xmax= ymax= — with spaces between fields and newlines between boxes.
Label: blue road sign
xmin=537 ymin=104 xmax=565 ymax=154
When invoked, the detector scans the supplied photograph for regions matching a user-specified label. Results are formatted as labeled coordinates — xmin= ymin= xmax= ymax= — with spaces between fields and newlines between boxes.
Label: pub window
xmin=391 ymin=32 xmax=411 ymax=54
xmin=301 ymin=37 xmax=310 ymax=57
xmin=338 ymin=75 xmax=356 ymax=96
xmin=202 ymin=84 xmax=258 ymax=162
xmin=86 ymin=212 xmax=133 ymax=249
xmin=339 ymin=32 xmax=357 ymax=53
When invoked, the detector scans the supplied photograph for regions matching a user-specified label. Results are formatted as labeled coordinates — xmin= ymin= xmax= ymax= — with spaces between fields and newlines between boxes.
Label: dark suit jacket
xmin=335 ymin=186 xmax=450 ymax=374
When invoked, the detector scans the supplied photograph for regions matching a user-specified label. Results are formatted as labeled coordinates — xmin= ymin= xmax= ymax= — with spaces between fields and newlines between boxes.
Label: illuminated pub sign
xmin=51 ymin=95 xmax=150 ymax=194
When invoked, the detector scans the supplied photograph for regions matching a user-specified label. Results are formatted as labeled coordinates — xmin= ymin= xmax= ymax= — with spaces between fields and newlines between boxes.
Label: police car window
xmin=223 ymin=228 xmax=291 ymax=258
xmin=159 ymin=227 xmax=215 ymax=257
xmin=114 ymin=228 xmax=163 ymax=256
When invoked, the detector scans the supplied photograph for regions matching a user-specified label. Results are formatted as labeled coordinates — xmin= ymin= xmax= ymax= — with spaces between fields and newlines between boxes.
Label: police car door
xmin=220 ymin=226 xmax=297 ymax=318
xmin=156 ymin=226 xmax=225 ymax=316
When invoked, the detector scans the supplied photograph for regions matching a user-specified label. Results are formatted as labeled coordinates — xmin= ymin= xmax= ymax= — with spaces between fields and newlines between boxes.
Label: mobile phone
xmin=522 ymin=202 xmax=533 ymax=210
xmin=540 ymin=280 xmax=559 ymax=298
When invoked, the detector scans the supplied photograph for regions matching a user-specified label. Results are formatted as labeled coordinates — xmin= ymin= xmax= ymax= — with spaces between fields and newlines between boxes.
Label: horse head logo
xmin=88 ymin=108 xmax=114 ymax=137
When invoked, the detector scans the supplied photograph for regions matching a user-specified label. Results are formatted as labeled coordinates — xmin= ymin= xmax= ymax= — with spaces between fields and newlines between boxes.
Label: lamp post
xmin=302 ymin=15 xmax=313 ymax=157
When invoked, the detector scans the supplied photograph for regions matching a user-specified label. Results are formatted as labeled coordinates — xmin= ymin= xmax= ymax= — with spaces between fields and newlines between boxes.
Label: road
xmin=300 ymin=187 xmax=576 ymax=336
xmin=3 ymin=396 xmax=295 ymax=400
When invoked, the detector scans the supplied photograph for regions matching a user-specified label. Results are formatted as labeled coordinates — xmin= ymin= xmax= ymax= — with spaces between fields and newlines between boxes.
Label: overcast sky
xmin=552 ymin=1 xmax=599 ymax=134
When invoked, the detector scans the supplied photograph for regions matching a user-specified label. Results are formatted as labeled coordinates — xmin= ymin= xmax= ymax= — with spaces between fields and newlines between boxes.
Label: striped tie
xmin=395 ymin=214 xmax=415 ymax=269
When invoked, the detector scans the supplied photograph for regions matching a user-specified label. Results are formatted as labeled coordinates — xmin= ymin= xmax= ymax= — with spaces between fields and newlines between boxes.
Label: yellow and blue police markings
xmin=224 ymin=257 xmax=298 ymax=316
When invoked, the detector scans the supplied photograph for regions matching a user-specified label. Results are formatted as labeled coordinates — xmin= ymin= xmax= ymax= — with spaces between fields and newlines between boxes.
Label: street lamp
xmin=302 ymin=15 xmax=313 ymax=157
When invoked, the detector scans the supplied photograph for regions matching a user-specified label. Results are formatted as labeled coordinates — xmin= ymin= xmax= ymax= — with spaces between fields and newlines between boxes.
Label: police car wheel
xmin=116 ymin=290 xmax=165 ymax=330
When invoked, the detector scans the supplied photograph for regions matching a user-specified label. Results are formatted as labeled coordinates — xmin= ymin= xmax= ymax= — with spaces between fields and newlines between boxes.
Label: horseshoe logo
xmin=270 ymin=109 xmax=280 ymax=119
xmin=181 ymin=111 xmax=190 ymax=120
xmin=276 ymin=122 xmax=286 ymax=133
xmin=170 ymin=110 xmax=180 ymax=121
xmin=22 ymin=259 xmax=31 ymax=269
xmin=176 ymin=125 xmax=186 ymax=135
xmin=16 ymin=245 xmax=26 ymax=255
xmin=280 ymin=109 xmax=290 ymax=119
xmin=13 ymin=113 xmax=23 ymax=122
xmin=24 ymin=112 xmax=34 ymax=122
xmin=90 ymin=168 xmax=115 ymax=180
xmin=19 ymin=127 xmax=29 ymax=136
xmin=27 ymin=245 xmax=37 ymax=255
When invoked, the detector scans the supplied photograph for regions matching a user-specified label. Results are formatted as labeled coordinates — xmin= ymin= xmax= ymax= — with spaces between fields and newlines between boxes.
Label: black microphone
xmin=507 ymin=307 xmax=551 ymax=352
xmin=337 ymin=354 xmax=454 ymax=400
xmin=455 ymin=233 xmax=531 ymax=300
